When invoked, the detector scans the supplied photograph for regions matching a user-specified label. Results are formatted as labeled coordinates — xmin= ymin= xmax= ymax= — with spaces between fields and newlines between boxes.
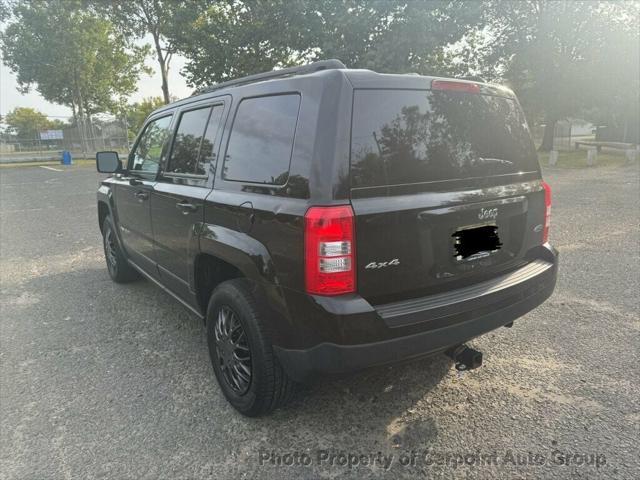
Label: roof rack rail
xmin=193 ymin=59 xmax=346 ymax=96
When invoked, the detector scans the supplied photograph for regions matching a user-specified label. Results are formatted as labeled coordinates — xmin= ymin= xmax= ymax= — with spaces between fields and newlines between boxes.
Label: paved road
xmin=1 ymin=164 xmax=638 ymax=479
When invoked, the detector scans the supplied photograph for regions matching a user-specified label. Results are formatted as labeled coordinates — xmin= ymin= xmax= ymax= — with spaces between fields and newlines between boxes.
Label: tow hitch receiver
xmin=445 ymin=345 xmax=483 ymax=371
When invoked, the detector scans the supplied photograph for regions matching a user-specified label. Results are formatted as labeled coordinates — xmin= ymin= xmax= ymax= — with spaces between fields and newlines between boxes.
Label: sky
xmin=0 ymin=35 xmax=192 ymax=120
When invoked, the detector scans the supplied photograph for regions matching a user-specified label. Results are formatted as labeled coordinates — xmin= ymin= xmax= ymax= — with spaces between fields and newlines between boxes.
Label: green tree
xmin=580 ymin=2 xmax=640 ymax=144
xmin=4 ymin=107 xmax=55 ymax=139
xmin=478 ymin=0 xmax=639 ymax=150
xmin=124 ymin=96 xmax=166 ymax=139
xmin=0 ymin=1 xmax=10 ymax=22
xmin=167 ymin=1 xmax=483 ymax=87
xmin=1 ymin=0 xmax=148 ymax=149
xmin=166 ymin=0 xmax=312 ymax=86
xmin=314 ymin=0 xmax=483 ymax=75
xmin=92 ymin=1 xmax=185 ymax=104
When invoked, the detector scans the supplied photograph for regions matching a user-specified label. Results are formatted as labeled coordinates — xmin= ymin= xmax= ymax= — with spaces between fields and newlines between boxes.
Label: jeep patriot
xmin=96 ymin=60 xmax=558 ymax=416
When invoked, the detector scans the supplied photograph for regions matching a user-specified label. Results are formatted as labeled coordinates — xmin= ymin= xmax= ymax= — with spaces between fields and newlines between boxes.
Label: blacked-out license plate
xmin=452 ymin=224 xmax=502 ymax=261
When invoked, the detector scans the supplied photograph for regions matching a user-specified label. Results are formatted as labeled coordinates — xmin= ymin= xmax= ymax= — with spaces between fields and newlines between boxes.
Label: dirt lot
xmin=1 ymin=163 xmax=638 ymax=479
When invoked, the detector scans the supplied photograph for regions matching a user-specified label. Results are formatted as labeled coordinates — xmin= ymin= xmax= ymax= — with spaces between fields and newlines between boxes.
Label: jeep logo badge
xmin=478 ymin=207 xmax=498 ymax=220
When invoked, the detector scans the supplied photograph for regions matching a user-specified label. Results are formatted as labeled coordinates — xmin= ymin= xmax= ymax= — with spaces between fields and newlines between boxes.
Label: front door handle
xmin=176 ymin=201 xmax=198 ymax=214
xmin=134 ymin=190 xmax=149 ymax=201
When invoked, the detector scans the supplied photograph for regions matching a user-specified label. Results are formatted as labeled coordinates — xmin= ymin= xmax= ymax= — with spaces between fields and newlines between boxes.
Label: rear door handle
xmin=239 ymin=201 xmax=254 ymax=223
xmin=238 ymin=201 xmax=255 ymax=232
xmin=176 ymin=201 xmax=198 ymax=214
xmin=134 ymin=191 xmax=149 ymax=201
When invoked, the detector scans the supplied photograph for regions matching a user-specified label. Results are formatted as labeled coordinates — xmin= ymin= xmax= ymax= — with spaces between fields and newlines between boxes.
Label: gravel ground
xmin=1 ymin=163 xmax=638 ymax=479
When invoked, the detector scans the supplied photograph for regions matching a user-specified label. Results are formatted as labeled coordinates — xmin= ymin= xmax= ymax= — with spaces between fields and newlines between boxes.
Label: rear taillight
xmin=431 ymin=80 xmax=480 ymax=94
xmin=304 ymin=205 xmax=355 ymax=295
xmin=542 ymin=181 xmax=552 ymax=243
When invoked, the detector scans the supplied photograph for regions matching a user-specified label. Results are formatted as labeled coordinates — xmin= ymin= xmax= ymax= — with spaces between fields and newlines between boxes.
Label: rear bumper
xmin=275 ymin=245 xmax=558 ymax=382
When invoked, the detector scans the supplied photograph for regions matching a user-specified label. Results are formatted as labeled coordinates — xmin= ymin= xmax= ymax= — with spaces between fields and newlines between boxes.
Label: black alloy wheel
xmin=213 ymin=304 xmax=252 ymax=395
xmin=101 ymin=216 xmax=138 ymax=283
xmin=104 ymin=223 xmax=118 ymax=277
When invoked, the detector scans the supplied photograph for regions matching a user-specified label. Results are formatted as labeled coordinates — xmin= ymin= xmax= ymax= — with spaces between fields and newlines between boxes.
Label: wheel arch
xmin=97 ymin=184 xmax=116 ymax=234
xmin=98 ymin=201 xmax=110 ymax=233
xmin=193 ymin=253 xmax=243 ymax=315
xmin=197 ymin=224 xmax=289 ymax=324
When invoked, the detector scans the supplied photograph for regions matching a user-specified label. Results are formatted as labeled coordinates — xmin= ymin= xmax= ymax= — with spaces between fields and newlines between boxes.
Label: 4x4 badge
xmin=365 ymin=258 xmax=400 ymax=270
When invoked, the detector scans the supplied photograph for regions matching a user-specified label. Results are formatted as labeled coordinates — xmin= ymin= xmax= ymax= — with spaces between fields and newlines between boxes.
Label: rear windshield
xmin=350 ymin=89 xmax=538 ymax=189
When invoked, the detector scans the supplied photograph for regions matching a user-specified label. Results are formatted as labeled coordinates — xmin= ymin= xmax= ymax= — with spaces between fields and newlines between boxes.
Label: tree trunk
xmin=86 ymin=110 xmax=96 ymax=152
xmin=539 ymin=118 xmax=557 ymax=152
xmin=153 ymin=33 xmax=170 ymax=104
xmin=73 ymin=74 xmax=89 ymax=157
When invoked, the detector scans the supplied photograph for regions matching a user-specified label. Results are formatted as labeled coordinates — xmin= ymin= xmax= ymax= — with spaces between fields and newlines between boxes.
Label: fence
xmin=532 ymin=120 xmax=596 ymax=151
xmin=552 ymin=121 xmax=572 ymax=150
xmin=0 ymin=118 xmax=130 ymax=164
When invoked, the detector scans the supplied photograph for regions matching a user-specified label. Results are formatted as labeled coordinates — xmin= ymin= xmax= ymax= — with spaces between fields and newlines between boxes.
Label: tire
xmin=206 ymin=279 xmax=296 ymax=416
xmin=102 ymin=216 xmax=139 ymax=283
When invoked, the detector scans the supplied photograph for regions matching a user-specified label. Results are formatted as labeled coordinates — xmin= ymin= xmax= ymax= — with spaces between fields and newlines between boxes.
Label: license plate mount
xmin=452 ymin=224 xmax=502 ymax=262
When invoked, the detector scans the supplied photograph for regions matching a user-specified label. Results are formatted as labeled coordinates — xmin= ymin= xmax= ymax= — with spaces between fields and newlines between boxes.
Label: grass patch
xmin=539 ymin=150 xmax=628 ymax=169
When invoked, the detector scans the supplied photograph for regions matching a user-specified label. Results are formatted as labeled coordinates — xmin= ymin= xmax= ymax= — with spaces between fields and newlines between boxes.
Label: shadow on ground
xmin=2 ymin=263 xmax=454 ymax=477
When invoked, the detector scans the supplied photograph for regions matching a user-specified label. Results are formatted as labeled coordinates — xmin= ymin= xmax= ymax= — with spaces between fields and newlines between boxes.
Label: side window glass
xmin=196 ymin=105 xmax=225 ymax=176
xmin=223 ymin=94 xmax=300 ymax=185
xmin=130 ymin=115 xmax=172 ymax=176
xmin=167 ymin=107 xmax=211 ymax=174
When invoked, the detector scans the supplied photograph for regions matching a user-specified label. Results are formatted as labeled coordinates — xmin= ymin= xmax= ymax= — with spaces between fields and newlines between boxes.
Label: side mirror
xmin=96 ymin=151 xmax=122 ymax=173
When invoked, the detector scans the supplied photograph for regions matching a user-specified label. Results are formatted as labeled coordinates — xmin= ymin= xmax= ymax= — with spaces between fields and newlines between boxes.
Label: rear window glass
xmin=196 ymin=105 xmax=225 ymax=175
xmin=350 ymin=90 xmax=538 ymax=189
xmin=223 ymin=94 xmax=300 ymax=185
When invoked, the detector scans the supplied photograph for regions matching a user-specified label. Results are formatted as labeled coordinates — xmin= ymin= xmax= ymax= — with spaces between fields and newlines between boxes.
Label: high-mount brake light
xmin=542 ymin=181 xmax=552 ymax=243
xmin=304 ymin=205 xmax=356 ymax=295
xmin=431 ymin=80 xmax=480 ymax=94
